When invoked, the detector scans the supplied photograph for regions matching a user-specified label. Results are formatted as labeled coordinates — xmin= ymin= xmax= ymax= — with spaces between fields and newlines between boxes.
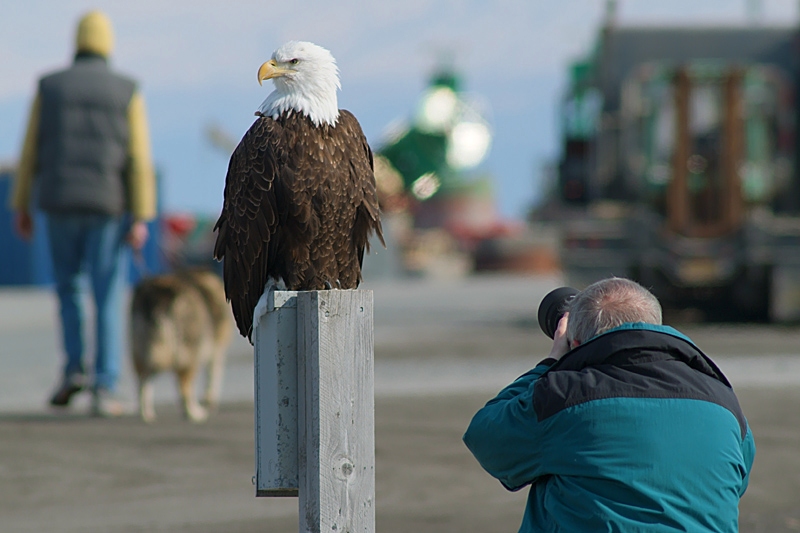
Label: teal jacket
xmin=463 ymin=323 xmax=755 ymax=532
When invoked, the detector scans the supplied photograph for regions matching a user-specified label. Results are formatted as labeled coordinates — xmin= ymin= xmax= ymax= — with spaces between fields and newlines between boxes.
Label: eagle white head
xmin=257 ymin=41 xmax=341 ymax=127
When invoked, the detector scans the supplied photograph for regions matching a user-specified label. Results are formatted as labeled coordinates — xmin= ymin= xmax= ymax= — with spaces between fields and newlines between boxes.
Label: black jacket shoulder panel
xmin=533 ymin=330 xmax=748 ymax=438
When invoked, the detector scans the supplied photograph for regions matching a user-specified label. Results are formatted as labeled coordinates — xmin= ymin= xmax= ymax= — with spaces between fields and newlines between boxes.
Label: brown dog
xmin=130 ymin=269 xmax=233 ymax=423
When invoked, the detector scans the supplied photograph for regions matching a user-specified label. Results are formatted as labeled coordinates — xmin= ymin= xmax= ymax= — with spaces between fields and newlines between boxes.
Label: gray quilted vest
xmin=35 ymin=54 xmax=136 ymax=216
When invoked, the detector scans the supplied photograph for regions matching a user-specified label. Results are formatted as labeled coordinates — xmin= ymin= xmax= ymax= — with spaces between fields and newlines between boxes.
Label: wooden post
xmin=254 ymin=289 xmax=375 ymax=532
xmin=254 ymin=290 xmax=299 ymax=496
xmin=297 ymin=290 xmax=375 ymax=533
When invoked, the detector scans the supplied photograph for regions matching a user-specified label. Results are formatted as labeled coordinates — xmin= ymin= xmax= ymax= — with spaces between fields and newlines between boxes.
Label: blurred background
xmin=3 ymin=0 xmax=800 ymax=319
xmin=3 ymin=1 xmax=800 ymax=532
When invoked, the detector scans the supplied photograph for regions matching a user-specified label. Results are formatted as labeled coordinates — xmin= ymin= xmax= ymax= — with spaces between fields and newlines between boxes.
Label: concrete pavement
xmin=0 ymin=275 xmax=799 ymax=531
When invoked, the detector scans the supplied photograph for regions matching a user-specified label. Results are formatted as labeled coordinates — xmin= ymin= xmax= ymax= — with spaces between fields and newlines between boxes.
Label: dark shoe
xmin=49 ymin=375 xmax=86 ymax=407
xmin=91 ymin=389 xmax=127 ymax=418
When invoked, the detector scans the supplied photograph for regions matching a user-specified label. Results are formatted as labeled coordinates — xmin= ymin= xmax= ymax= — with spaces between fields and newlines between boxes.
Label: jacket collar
xmin=74 ymin=51 xmax=108 ymax=64
xmin=553 ymin=323 xmax=732 ymax=388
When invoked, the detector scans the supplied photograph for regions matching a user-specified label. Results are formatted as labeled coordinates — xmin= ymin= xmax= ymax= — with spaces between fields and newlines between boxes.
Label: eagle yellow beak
xmin=258 ymin=59 xmax=287 ymax=86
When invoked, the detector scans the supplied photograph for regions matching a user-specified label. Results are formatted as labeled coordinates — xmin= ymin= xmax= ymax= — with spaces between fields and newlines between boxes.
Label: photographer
xmin=463 ymin=277 xmax=755 ymax=532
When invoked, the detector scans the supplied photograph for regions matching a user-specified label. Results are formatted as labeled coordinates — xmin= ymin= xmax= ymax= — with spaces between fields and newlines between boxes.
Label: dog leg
xmin=177 ymin=368 xmax=208 ymax=423
xmin=139 ymin=376 xmax=156 ymax=423
xmin=202 ymin=347 xmax=227 ymax=412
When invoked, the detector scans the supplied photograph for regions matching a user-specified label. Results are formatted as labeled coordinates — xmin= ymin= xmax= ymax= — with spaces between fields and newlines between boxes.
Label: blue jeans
xmin=45 ymin=213 xmax=130 ymax=392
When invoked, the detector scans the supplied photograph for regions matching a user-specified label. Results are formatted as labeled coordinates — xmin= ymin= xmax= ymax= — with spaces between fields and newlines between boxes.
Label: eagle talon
xmin=266 ymin=284 xmax=277 ymax=312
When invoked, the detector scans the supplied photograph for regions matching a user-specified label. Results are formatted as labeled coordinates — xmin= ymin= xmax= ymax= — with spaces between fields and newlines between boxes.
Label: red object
xmin=163 ymin=213 xmax=196 ymax=237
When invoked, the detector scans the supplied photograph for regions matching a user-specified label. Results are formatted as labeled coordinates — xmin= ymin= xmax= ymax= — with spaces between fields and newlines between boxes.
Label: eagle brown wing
xmin=336 ymin=110 xmax=385 ymax=279
xmin=213 ymin=117 xmax=285 ymax=340
xmin=213 ymin=111 xmax=384 ymax=341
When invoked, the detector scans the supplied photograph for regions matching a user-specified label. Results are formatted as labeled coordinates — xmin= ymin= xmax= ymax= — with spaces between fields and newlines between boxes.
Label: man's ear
xmin=569 ymin=339 xmax=581 ymax=349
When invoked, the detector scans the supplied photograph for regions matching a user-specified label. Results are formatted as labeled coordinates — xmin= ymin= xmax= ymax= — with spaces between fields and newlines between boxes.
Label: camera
xmin=538 ymin=287 xmax=580 ymax=339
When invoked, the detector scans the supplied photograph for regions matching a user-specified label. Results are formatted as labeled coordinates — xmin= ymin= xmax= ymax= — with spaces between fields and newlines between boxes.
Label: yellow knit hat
xmin=75 ymin=10 xmax=114 ymax=57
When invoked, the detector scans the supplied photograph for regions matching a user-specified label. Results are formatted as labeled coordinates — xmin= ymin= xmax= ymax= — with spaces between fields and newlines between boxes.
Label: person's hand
xmin=14 ymin=211 xmax=33 ymax=241
xmin=127 ymin=220 xmax=149 ymax=251
xmin=547 ymin=312 xmax=571 ymax=361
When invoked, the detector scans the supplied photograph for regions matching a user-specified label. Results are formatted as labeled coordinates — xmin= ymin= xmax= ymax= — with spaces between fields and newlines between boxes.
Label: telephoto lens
xmin=538 ymin=287 xmax=580 ymax=339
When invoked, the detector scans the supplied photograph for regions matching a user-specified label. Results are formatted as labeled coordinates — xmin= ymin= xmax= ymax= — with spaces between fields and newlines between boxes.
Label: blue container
xmin=0 ymin=167 xmax=165 ymax=286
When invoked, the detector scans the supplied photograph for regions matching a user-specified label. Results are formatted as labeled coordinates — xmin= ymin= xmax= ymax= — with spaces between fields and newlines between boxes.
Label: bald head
xmin=566 ymin=278 xmax=662 ymax=345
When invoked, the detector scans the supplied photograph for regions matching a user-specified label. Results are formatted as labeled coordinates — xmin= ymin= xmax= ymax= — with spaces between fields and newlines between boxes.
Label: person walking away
xmin=10 ymin=10 xmax=157 ymax=417
xmin=463 ymin=277 xmax=755 ymax=532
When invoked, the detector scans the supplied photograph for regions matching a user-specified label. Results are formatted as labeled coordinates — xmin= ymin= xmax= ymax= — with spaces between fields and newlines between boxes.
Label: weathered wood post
xmin=254 ymin=290 xmax=299 ymax=496
xmin=297 ymin=290 xmax=375 ymax=532
xmin=254 ymin=289 xmax=376 ymax=533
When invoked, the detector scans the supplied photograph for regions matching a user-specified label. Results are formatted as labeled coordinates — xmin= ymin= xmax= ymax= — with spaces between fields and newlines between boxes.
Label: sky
xmin=1 ymin=0 xmax=797 ymax=221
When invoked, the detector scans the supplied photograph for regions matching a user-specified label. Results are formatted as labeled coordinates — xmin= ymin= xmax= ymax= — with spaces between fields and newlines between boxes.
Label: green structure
xmin=378 ymin=67 xmax=492 ymax=202
xmin=553 ymin=12 xmax=800 ymax=322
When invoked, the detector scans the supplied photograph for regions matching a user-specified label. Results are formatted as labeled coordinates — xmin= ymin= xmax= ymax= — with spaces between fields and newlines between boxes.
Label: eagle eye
xmin=289 ymin=58 xmax=299 ymax=65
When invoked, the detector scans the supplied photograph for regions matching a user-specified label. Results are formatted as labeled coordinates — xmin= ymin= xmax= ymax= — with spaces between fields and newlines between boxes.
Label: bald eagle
xmin=213 ymin=41 xmax=384 ymax=341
